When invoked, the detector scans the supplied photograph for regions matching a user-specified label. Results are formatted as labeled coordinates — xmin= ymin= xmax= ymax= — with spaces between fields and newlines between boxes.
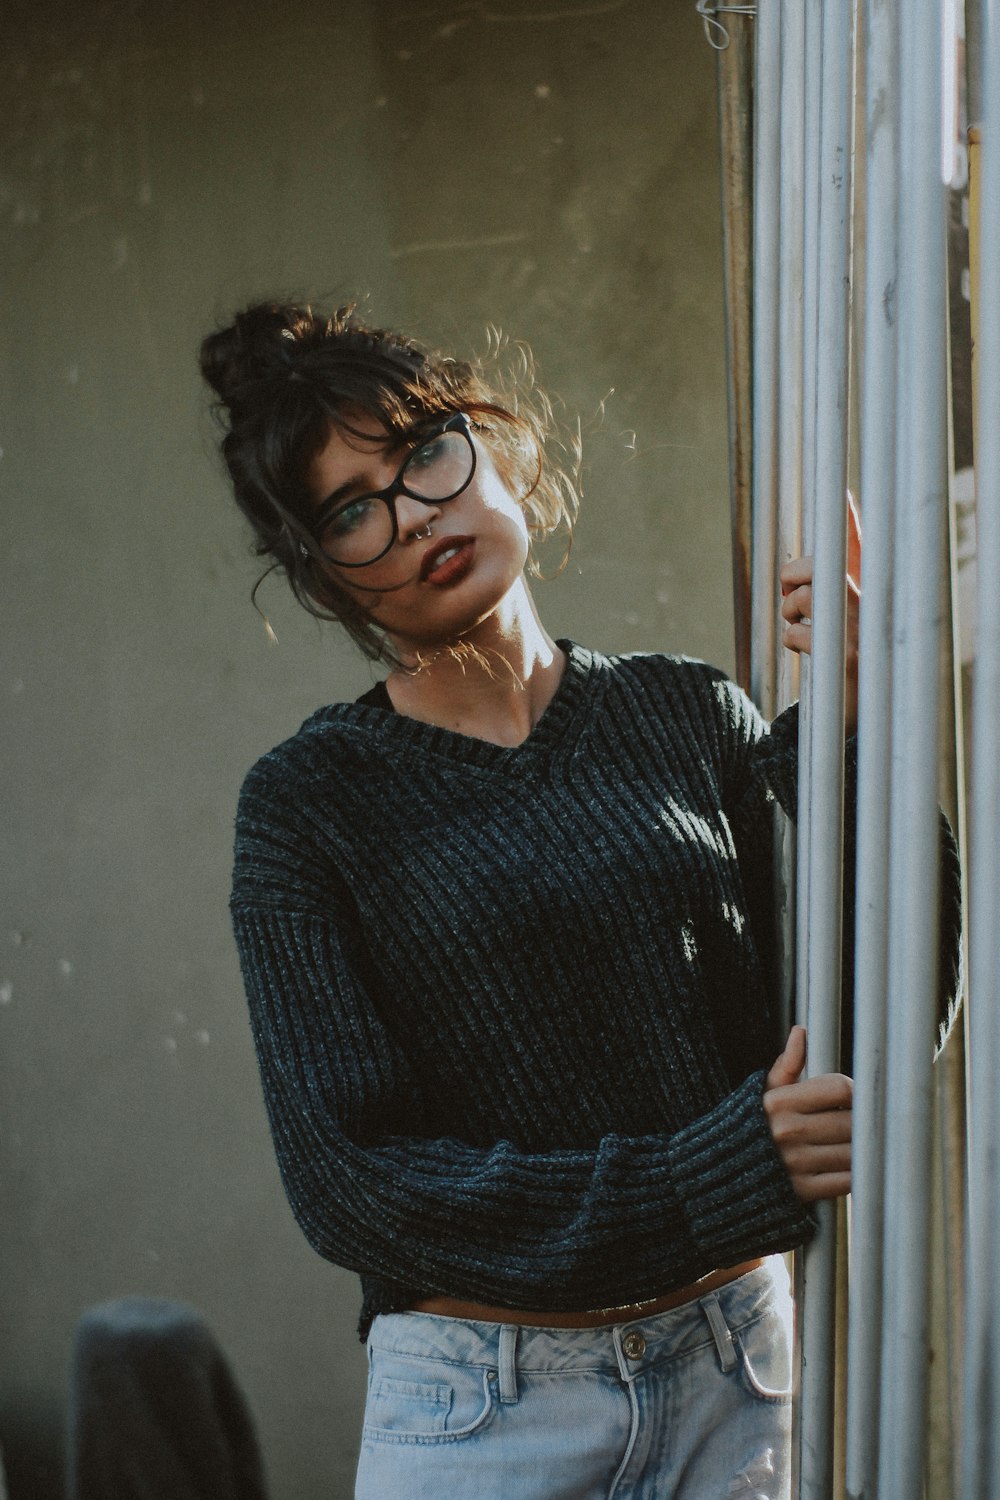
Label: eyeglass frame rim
xmin=309 ymin=411 xmax=478 ymax=569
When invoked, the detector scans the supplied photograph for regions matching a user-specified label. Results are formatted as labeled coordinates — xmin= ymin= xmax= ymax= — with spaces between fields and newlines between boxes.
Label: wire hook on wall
xmin=695 ymin=0 xmax=757 ymax=51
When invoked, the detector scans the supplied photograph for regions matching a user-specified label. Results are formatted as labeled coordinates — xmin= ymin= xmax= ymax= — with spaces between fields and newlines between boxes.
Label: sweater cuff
xmin=667 ymin=1070 xmax=816 ymax=1263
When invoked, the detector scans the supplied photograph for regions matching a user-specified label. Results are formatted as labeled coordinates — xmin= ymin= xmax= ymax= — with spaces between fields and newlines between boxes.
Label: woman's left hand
xmin=779 ymin=492 xmax=862 ymax=736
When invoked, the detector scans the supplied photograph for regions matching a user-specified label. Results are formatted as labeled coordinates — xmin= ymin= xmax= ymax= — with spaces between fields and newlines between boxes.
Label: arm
xmin=231 ymin=889 xmax=817 ymax=1310
xmin=704 ymin=674 xmax=858 ymax=1200
xmin=771 ymin=499 xmax=962 ymax=1051
xmin=710 ymin=667 xmax=960 ymax=1199
xmin=707 ymin=489 xmax=961 ymax=1191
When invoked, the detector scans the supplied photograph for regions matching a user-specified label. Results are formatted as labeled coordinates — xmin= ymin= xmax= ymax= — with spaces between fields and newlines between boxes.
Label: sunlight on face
xmin=307 ymin=410 xmax=531 ymax=652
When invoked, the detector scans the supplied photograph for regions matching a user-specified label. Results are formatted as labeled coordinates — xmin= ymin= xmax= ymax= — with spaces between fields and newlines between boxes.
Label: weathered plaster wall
xmin=1 ymin=3 xmax=730 ymax=1495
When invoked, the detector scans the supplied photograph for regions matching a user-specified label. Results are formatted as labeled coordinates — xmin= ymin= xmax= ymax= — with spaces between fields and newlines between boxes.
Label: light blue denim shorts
xmin=355 ymin=1258 xmax=793 ymax=1500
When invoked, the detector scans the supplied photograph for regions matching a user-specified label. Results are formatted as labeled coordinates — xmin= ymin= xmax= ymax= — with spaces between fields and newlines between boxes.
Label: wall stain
xmin=390 ymin=230 xmax=531 ymax=258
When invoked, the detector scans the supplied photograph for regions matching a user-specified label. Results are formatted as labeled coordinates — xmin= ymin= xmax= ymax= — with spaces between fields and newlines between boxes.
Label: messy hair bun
xmin=199 ymin=301 xmax=579 ymax=665
xmin=200 ymin=303 xmax=431 ymax=416
xmin=200 ymin=304 xmax=308 ymax=407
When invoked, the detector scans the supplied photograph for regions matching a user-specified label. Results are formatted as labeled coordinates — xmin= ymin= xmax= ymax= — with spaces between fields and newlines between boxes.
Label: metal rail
xmin=713 ymin=11 xmax=755 ymax=693
xmin=844 ymin=0 xmax=899 ymax=1492
xmin=750 ymin=0 xmax=781 ymax=723
xmin=795 ymin=2 xmax=854 ymax=1494
xmin=961 ymin=0 xmax=1000 ymax=1487
xmin=706 ymin=2 xmax=967 ymax=1491
xmin=875 ymin=0 xmax=950 ymax=1490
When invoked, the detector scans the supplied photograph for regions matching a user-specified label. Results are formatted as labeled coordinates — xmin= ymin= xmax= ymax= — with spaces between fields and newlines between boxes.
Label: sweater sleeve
xmin=701 ymin=667 xmax=961 ymax=1060
xmin=230 ymin=889 xmax=816 ymax=1310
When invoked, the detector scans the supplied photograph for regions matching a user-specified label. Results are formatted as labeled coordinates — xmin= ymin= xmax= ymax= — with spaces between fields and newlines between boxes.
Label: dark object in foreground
xmin=67 ymin=1297 xmax=268 ymax=1500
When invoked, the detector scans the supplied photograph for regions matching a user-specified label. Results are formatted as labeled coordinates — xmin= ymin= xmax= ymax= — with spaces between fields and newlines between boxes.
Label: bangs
xmin=258 ymin=347 xmax=461 ymax=499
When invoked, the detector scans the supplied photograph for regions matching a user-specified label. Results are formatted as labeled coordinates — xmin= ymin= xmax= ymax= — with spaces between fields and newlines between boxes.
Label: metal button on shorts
xmin=621 ymin=1331 xmax=646 ymax=1360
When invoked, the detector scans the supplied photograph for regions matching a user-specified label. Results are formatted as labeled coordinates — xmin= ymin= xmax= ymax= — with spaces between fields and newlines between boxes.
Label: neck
xmin=384 ymin=580 xmax=565 ymax=746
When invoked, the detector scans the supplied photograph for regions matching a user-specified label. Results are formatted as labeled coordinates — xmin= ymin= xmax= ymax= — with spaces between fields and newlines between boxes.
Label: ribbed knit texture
xmin=230 ymin=642 xmax=959 ymax=1340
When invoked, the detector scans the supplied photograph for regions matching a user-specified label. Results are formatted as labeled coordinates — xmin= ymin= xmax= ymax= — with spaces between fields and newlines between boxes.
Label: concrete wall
xmin=1 ymin=3 xmax=731 ymax=1496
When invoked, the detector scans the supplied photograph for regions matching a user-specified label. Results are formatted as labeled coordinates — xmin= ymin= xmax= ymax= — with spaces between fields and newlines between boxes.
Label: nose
xmin=395 ymin=491 xmax=444 ymax=541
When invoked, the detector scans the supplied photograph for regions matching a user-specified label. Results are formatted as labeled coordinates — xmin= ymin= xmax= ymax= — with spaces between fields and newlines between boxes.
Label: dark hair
xmin=199 ymin=301 xmax=579 ymax=664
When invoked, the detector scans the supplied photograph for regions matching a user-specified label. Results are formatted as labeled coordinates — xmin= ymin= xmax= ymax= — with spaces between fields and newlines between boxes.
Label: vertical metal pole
xmin=771 ymin=0 xmax=807 ymax=1076
xmin=795 ymin=0 xmax=822 ymax=1046
xmin=776 ymin=0 xmax=806 ymax=719
xmin=962 ymin=0 xmax=1000 ymax=1484
xmin=792 ymin=8 xmax=820 ymax=1480
xmin=796 ymin=3 xmax=854 ymax=1497
xmin=773 ymin=9 xmax=809 ymax=1489
xmin=752 ymin=0 xmax=782 ymax=723
xmin=750 ymin=2 xmax=798 ymax=1065
xmin=801 ymin=0 xmax=823 ymax=562
xmin=791 ymin=32 xmax=821 ymax=1464
xmin=966 ymin=0 xmax=984 ymax=138
xmin=845 ymin=3 xmax=899 ymax=1495
xmin=876 ymin=0 xmax=950 ymax=1489
xmin=714 ymin=14 xmax=756 ymax=695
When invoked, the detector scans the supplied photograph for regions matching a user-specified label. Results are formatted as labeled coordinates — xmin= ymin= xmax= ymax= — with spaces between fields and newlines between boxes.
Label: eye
xmin=324 ymin=496 xmax=379 ymax=538
xmin=406 ymin=432 xmax=451 ymax=471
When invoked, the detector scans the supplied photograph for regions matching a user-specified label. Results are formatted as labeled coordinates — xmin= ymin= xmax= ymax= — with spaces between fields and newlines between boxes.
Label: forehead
xmin=306 ymin=407 xmax=400 ymax=500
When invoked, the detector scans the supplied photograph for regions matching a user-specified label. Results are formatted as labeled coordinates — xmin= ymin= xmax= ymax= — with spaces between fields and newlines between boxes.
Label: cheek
xmin=474 ymin=481 xmax=531 ymax=555
xmin=475 ymin=495 xmax=530 ymax=576
xmin=313 ymin=565 xmax=400 ymax=620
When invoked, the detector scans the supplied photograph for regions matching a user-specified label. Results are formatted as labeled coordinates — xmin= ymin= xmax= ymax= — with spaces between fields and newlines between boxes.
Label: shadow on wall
xmin=1 ymin=0 xmax=727 ymax=1496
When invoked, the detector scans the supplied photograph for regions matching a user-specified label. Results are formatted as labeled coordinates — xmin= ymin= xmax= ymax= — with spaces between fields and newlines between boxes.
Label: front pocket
xmin=367 ymin=1376 xmax=452 ymax=1436
xmin=363 ymin=1364 xmax=497 ymax=1446
xmin=735 ymin=1310 xmax=793 ymax=1403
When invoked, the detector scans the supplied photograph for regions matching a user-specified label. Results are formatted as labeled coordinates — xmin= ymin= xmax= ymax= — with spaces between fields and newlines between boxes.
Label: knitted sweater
xmin=229 ymin=643 xmax=942 ymax=1340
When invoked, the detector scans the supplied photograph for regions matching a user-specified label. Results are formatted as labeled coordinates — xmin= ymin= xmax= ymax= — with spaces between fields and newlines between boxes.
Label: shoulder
xmin=231 ymin=702 xmax=392 ymax=908
xmin=585 ymin=647 xmax=771 ymax=770
xmin=235 ymin=701 xmax=384 ymax=828
xmin=594 ymin=647 xmax=741 ymax=719
xmin=600 ymin=648 xmax=726 ymax=684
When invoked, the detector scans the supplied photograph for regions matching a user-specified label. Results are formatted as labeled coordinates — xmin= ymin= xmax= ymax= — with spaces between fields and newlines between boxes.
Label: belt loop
xmin=700 ymin=1290 xmax=738 ymax=1373
xmin=497 ymin=1324 xmax=518 ymax=1404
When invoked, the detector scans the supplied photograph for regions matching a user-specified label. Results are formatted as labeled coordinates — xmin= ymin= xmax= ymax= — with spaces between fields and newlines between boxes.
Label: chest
xmin=307 ymin=721 xmax=772 ymax=1127
xmin=326 ymin=750 xmax=744 ymax=973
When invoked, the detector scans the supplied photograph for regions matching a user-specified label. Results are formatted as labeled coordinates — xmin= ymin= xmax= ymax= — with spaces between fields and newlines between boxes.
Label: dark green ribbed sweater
xmin=230 ymin=643 xmax=834 ymax=1339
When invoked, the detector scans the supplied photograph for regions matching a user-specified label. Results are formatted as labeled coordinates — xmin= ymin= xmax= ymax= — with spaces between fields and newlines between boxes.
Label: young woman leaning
xmin=200 ymin=301 xmax=957 ymax=1500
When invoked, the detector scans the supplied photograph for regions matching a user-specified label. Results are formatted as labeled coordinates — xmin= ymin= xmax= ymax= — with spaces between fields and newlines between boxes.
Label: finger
xmin=766 ymin=1084 xmax=853 ymax=1131
xmin=766 ymin=1024 xmax=807 ymax=1090
xmin=776 ymin=1073 xmax=853 ymax=1113
xmin=793 ymin=1171 xmax=852 ymax=1204
xmin=772 ymin=1110 xmax=853 ymax=1149
xmin=780 ymin=556 xmax=814 ymax=593
xmin=780 ymin=584 xmax=813 ymax=623
xmin=779 ymin=1146 xmax=851 ymax=1182
xmin=781 ymin=622 xmax=812 ymax=656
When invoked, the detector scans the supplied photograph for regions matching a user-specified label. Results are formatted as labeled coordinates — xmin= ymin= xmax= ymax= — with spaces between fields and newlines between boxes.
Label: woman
xmin=201 ymin=301 xmax=859 ymax=1500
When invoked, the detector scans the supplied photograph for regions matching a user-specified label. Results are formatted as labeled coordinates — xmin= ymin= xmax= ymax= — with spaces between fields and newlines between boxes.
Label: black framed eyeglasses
xmin=313 ymin=412 xmax=477 ymax=567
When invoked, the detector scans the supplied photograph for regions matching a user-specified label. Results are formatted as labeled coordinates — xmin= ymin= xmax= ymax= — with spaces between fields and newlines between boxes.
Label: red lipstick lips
xmin=419 ymin=536 xmax=476 ymax=586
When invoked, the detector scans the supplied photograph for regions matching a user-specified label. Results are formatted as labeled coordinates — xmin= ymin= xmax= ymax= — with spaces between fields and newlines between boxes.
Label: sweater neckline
xmin=318 ymin=640 xmax=605 ymax=770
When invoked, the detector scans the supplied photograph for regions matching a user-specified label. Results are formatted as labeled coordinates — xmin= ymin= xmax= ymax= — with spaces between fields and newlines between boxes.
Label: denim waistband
xmin=368 ymin=1257 xmax=791 ymax=1380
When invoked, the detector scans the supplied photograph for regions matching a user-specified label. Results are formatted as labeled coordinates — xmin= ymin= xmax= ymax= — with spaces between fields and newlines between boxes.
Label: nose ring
xmin=414 ymin=524 xmax=433 ymax=540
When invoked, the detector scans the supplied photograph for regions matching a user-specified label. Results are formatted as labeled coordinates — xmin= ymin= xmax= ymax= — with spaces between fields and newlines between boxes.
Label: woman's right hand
xmin=763 ymin=1025 xmax=852 ymax=1202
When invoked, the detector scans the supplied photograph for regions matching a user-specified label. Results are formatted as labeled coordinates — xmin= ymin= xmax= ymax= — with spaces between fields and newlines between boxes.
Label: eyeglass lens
xmin=319 ymin=428 xmax=474 ymax=566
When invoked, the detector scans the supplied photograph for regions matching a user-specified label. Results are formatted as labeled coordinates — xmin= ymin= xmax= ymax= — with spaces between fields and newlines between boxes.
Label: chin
xmin=392 ymin=605 xmax=510 ymax=656
xmin=391 ymin=568 xmax=526 ymax=647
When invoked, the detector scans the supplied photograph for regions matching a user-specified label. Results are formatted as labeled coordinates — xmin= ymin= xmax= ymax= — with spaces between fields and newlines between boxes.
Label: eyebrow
xmin=315 ymin=434 xmax=415 ymax=518
xmin=318 ymin=474 xmax=372 ymax=514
